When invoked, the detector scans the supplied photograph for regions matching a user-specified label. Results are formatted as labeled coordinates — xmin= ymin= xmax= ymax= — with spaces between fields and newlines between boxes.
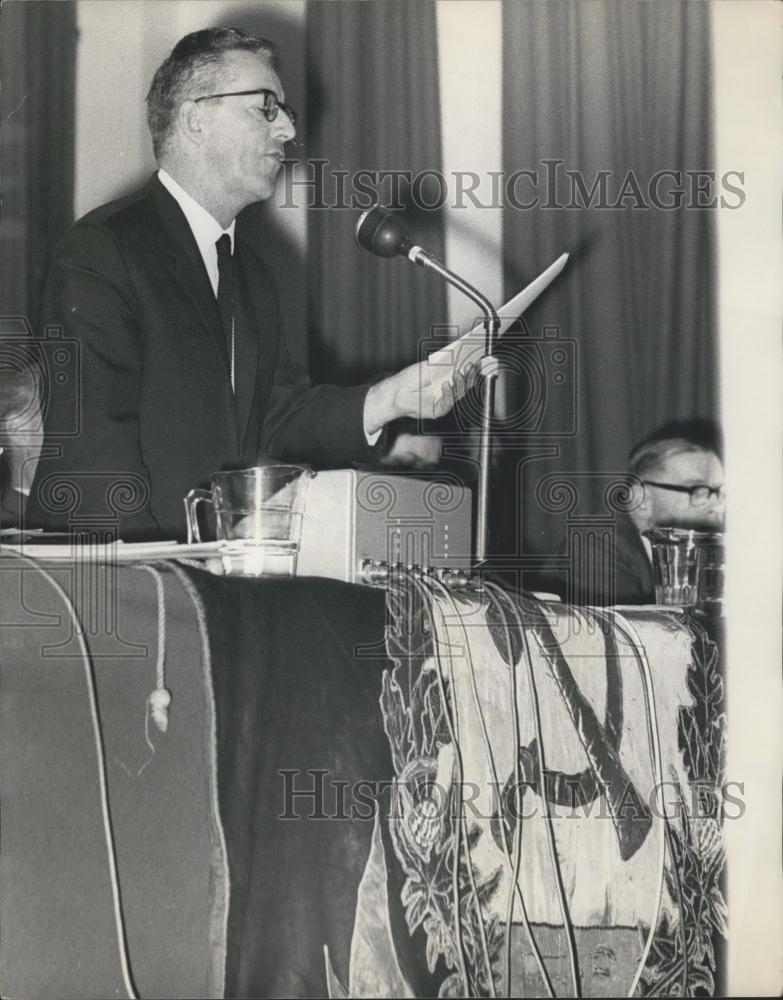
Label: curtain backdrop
xmin=499 ymin=0 xmax=718 ymax=560
xmin=305 ymin=0 xmax=446 ymax=383
xmin=0 ymin=0 xmax=77 ymax=326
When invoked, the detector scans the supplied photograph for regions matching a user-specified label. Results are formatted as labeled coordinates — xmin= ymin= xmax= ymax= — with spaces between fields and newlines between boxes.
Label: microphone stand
xmin=407 ymin=246 xmax=500 ymax=567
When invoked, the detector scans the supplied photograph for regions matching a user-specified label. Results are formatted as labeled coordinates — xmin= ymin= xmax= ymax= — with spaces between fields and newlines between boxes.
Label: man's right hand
xmin=362 ymin=354 xmax=499 ymax=436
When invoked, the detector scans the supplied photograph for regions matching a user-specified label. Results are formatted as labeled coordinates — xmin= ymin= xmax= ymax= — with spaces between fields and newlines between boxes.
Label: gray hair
xmin=146 ymin=27 xmax=278 ymax=159
xmin=628 ymin=418 xmax=722 ymax=479
xmin=629 ymin=438 xmax=714 ymax=480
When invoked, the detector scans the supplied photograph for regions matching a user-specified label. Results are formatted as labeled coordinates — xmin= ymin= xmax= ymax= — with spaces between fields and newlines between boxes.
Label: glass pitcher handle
xmin=184 ymin=489 xmax=212 ymax=543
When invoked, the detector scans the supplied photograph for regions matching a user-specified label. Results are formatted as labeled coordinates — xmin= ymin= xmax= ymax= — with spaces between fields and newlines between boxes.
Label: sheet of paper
xmin=0 ymin=540 xmax=224 ymax=562
xmin=425 ymin=252 xmax=569 ymax=384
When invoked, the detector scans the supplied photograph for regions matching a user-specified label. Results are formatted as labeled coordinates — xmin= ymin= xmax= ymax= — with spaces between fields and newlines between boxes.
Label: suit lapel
xmin=146 ymin=177 xmax=244 ymax=450
xmin=145 ymin=177 xmax=284 ymax=459
xmin=147 ymin=177 xmax=232 ymax=379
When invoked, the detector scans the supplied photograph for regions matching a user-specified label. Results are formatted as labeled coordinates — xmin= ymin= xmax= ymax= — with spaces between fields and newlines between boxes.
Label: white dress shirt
xmin=158 ymin=169 xmax=234 ymax=296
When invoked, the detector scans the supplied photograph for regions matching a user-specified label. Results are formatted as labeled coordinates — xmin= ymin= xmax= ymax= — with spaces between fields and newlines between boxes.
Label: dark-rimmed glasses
xmin=642 ymin=480 xmax=726 ymax=507
xmin=194 ymin=88 xmax=296 ymax=125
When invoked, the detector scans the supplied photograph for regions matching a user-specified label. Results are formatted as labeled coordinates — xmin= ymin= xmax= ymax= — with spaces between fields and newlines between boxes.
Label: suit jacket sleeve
xmin=259 ymin=336 xmax=382 ymax=465
xmin=245 ymin=241 xmax=383 ymax=464
xmin=26 ymin=225 xmax=161 ymax=538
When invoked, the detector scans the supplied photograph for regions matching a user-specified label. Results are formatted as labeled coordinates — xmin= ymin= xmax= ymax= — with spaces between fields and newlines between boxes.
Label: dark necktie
xmin=215 ymin=234 xmax=235 ymax=391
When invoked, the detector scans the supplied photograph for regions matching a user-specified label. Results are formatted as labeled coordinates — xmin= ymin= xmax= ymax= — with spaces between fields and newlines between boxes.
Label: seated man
xmin=25 ymin=28 xmax=471 ymax=541
xmin=541 ymin=419 xmax=725 ymax=605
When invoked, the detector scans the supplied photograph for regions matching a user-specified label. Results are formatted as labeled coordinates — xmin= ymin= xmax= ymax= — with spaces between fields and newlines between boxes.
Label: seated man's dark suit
xmin=27 ymin=176 xmax=374 ymax=540
xmin=540 ymin=514 xmax=655 ymax=606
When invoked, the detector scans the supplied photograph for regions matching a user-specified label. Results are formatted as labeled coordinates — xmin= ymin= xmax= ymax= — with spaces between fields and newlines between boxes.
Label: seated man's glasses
xmin=642 ymin=480 xmax=726 ymax=507
xmin=193 ymin=88 xmax=296 ymax=125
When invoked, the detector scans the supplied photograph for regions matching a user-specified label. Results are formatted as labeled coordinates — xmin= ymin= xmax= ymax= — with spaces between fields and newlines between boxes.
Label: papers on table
xmin=0 ymin=539 xmax=225 ymax=562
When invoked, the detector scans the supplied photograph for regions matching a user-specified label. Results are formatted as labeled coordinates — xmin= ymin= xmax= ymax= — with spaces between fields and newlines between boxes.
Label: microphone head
xmin=355 ymin=207 xmax=411 ymax=258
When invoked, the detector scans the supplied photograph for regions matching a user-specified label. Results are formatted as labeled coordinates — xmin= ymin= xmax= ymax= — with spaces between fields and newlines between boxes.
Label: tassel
xmin=135 ymin=564 xmax=172 ymax=735
xmin=149 ymin=687 xmax=172 ymax=732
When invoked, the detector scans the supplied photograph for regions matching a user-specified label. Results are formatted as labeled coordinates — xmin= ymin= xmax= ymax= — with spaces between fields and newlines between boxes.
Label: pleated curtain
xmin=305 ymin=0 xmax=447 ymax=383
xmin=500 ymin=0 xmax=718 ymax=555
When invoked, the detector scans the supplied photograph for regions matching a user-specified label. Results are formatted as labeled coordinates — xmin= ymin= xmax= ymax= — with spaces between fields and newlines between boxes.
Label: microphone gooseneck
xmin=354 ymin=206 xmax=500 ymax=567
xmin=354 ymin=207 xmax=498 ymax=330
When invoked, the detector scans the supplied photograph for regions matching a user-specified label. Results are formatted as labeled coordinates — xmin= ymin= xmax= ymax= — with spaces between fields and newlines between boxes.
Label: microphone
xmin=355 ymin=206 xmax=417 ymax=259
xmin=354 ymin=205 xmax=500 ymax=567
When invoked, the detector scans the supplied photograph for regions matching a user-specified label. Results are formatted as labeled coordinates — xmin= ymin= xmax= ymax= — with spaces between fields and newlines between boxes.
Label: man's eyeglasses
xmin=194 ymin=88 xmax=296 ymax=125
xmin=642 ymin=480 xmax=726 ymax=507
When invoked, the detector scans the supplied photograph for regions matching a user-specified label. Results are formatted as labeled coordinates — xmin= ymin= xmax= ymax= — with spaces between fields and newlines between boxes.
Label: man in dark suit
xmin=540 ymin=420 xmax=725 ymax=605
xmin=26 ymin=28 xmax=465 ymax=541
